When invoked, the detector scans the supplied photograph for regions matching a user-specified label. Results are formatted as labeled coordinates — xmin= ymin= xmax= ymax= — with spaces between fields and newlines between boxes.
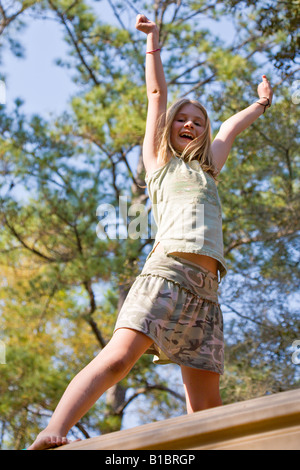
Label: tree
xmin=0 ymin=0 xmax=299 ymax=449
xmin=222 ymin=0 xmax=300 ymax=71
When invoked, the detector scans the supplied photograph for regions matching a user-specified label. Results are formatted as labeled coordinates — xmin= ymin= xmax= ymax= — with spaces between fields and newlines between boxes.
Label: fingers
xmin=262 ymin=75 xmax=271 ymax=86
xmin=259 ymin=74 xmax=272 ymax=89
xmin=257 ymin=75 xmax=273 ymax=106
xmin=262 ymin=75 xmax=271 ymax=87
xmin=136 ymin=13 xmax=149 ymax=25
xmin=136 ymin=13 xmax=148 ymax=21
xmin=135 ymin=13 xmax=157 ymax=32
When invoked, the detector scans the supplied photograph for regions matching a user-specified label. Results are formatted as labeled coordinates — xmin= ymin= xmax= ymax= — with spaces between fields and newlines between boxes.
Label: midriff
xmin=153 ymin=242 xmax=218 ymax=276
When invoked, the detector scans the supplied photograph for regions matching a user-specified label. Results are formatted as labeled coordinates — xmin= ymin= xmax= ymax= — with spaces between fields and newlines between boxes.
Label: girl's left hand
xmin=257 ymin=75 xmax=273 ymax=106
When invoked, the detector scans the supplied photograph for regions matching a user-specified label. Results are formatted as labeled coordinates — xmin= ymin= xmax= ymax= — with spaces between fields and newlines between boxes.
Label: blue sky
xmin=1 ymin=2 xmax=236 ymax=118
xmin=2 ymin=0 xmax=122 ymax=116
xmin=2 ymin=16 xmax=77 ymax=116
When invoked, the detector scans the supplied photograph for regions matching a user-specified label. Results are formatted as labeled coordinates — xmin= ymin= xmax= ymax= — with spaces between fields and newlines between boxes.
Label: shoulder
xmin=145 ymin=155 xmax=175 ymax=181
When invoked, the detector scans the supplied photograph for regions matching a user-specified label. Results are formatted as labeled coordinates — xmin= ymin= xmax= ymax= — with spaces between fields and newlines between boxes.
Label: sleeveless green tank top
xmin=145 ymin=156 xmax=227 ymax=279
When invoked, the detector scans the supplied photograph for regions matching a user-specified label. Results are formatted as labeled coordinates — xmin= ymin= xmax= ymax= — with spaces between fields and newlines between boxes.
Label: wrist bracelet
xmin=256 ymin=96 xmax=271 ymax=113
xmin=146 ymin=48 xmax=161 ymax=54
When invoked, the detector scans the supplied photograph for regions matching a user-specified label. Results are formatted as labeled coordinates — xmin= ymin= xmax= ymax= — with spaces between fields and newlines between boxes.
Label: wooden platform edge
xmin=55 ymin=388 xmax=300 ymax=450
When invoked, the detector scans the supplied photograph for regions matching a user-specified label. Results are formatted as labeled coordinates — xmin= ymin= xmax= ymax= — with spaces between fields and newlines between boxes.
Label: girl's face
xmin=170 ymin=103 xmax=206 ymax=153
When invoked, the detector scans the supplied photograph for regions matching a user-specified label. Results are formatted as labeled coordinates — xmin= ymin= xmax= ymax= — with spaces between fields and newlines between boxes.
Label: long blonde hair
xmin=157 ymin=98 xmax=219 ymax=180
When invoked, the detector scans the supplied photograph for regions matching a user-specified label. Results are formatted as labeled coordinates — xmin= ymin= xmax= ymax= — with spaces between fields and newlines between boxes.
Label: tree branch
xmin=3 ymin=215 xmax=57 ymax=262
xmin=84 ymin=313 xmax=107 ymax=349
xmin=115 ymin=383 xmax=185 ymax=416
xmin=224 ymin=226 xmax=297 ymax=256
xmin=0 ymin=1 xmax=31 ymax=35
xmin=48 ymin=0 xmax=99 ymax=86
xmin=222 ymin=303 xmax=278 ymax=332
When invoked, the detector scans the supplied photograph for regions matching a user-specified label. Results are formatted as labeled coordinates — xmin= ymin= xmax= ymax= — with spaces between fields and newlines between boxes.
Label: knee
xmin=95 ymin=329 xmax=151 ymax=381
xmin=99 ymin=346 xmax=135 ymax=381
xmin=105 ymin=354 xmax=132 ymax=379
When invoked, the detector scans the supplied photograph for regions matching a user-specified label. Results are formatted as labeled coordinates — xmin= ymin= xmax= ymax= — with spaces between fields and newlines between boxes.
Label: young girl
xmin=28 ymin=14 xmax=273 ymax=450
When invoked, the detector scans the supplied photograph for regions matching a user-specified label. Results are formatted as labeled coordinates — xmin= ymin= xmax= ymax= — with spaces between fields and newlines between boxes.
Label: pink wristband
xmin=146 ymin=48 xmax=161 ymax=54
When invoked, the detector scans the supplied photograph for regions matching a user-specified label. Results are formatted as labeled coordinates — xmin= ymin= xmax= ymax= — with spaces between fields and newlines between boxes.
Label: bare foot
xmin=27 ymin=434 xmax=71 ymax=450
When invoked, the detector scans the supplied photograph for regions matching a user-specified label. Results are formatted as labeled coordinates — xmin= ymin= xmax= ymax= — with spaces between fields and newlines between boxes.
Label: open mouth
xmin=179 ymin=133 xmax=194 ymax=141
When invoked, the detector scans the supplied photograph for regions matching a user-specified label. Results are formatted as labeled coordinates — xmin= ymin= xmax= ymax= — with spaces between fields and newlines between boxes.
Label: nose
xmin=184 ymin=120 xmax=194 ymax=128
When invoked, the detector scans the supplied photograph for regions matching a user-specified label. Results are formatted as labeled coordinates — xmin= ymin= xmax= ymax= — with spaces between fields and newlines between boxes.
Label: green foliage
xmin=222 ymin=0 xmax=300 ymax=71
xmin=0 ymin=0 xmax=299 ymax=450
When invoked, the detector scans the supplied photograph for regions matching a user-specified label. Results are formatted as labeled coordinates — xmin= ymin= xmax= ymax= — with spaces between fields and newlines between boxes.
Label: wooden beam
xmin=55 ymin=388 xmax=300 ymax=450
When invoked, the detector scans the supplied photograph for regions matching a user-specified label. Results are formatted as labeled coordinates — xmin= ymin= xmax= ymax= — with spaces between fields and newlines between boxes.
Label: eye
xmin=195 ymin=122 xmax=202 ymax=127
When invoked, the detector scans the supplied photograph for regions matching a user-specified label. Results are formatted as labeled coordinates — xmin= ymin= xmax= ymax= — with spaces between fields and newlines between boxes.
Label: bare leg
xmin=180 ymin=365 xmax=222 ymax=414
xmin=28 ymin=328 xmax=153 ymax=450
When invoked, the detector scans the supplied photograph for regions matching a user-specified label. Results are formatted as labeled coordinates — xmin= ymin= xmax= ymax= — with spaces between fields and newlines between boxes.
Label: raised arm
xmin=136 ymin=14 xmax=168 ymax=175
xmin=211 ymin=75 xmax=273 ymax=173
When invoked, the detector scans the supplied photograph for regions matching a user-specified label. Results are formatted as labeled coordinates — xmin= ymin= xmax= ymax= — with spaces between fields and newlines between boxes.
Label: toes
xmin=28 ymin=435 xmax=70 ymax=450
xmin=60 ymin=437 xmax=69 ymax=446
xmin=48 ymin=436 xmax=58 ymax=448
xmin=49 ymin=436 xmax=68 ymax=448
xmin=28 ymin=434 xmax=78 ymax=450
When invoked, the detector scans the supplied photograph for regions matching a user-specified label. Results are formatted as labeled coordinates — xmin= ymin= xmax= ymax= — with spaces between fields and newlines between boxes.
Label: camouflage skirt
xmin=114 ymin=252 xmax=224 ymax=375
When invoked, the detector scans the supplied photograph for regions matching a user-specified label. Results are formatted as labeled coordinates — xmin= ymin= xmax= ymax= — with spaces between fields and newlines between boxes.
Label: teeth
xmin=180 ymin=133 xmax=193 ymax=140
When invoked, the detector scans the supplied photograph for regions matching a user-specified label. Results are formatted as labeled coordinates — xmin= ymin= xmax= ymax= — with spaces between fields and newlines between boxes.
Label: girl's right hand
xmin=135 ymin=14 xmax=158 ymax=35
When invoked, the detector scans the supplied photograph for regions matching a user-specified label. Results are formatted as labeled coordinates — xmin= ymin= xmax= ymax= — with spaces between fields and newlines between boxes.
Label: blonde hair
xmin=157 ymin=98 xmax=219 ymax=180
